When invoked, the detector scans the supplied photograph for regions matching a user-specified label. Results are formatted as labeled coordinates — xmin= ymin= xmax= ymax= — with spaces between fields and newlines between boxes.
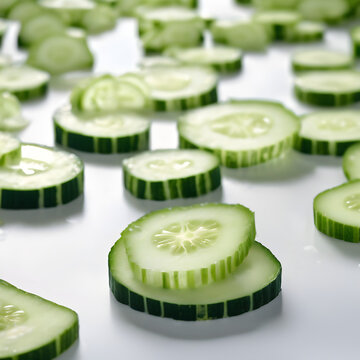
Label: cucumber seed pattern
xmin=147 ymin=158 xmax=193 ymax=172
xmin=0 ymin=303 xmax=27 ymax=331
xmin=145 ymin=72 xmax=191 ymax=91
xmin=344 ymin=194 xmax=360 ymax=212
xmin=11 ymin=158 xmax=50 ymax=176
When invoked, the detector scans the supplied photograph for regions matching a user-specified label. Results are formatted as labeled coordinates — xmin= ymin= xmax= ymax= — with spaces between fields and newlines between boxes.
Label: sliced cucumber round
xmin=0 ymin=66 xmax=49 ymax=102
xmin=351 ymin=26 xmax=360 ymax=58
xmin=292 ymin=49 xmax=353 ymax=72
xmin=0 ymin=92 xmax=28 ymax=132
xmin=141 ymin=66 xmax=217 ymax=111
xmin=165 ymin=46 xmax=243 ymax=73
xmin=314 ymin=181 xmax=360 ymax=243
xmin=178 ymin=101 xmax=299 ymax=168
xmin=123 ymin=149 xmax=221 ymax=200
xmin=27 ymin=34 xmax=94 ymax=76
xmin=0 ymin=132 xmax=20 ymax=166
xmin=80 ymin=4 xmax=117 ymax=34
xmin=54 ymin=104 xmax=150 ymax=154
xmin=122 ymin=203 xmax=255 ymax=289
xmin=294 ymin=70 xmax=360 ymax=107
xmin=0 ymin=144 xmax=84 ymax=209
xmin=343 ymin=143 xmax=360 ymax=180
xmin=298 ymin=0 xmax=349 ymax=23
xmin=289 ymin=21 xmax=325 ymax=42
xmin=295 ymin=110 xmax=360 ymax=155
xmin=0 ymin=280 xmax=78 ymax=360
xmin=7 ymin=1 xmax=43 ymax=23
xmin=109 ymin=239 xmax=281 ymax=320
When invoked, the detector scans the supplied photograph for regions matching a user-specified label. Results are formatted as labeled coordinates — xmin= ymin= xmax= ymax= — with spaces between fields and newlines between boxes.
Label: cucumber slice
xmin=7 ymin=1 xmax=43 ymax=23
xmin=314 ymin=181 xmax=360 ymax=243
xmin=122 ymin=203 xmax=255 ymax=289
xmin=80 ymin=4 xmax=117 ymax=34
xmin=0 ymin=280 xmax=78 ymax=359
xmin=211 ymin=20 xmax=270 ymax=52
xmin=292 ymin=49 xmax=353 ymax=72
xmin=139 ymin=56 xmax=180 ymax=68
xmin=351 ymin=26 xmax=360 ymax=58
xmin=165 ymin=46 xmax=243 ymax=74
xmin=0 ymin=66 xmax=49 ymax=102
xmin=289 ymin=21 xmax=325 ymax=42
xmin=178 ymin=101 xmax=300 ymax=168
xmin=0 ymin=144 xmax=84 ymax=209
xmin=27 ymin=34 xmax=94 ymax=76
xmin=0 ymin=92 xmax=28 ymax=132
xmin=109 ymin=239 xmax=281 ymax=320
xmin=123 ymin=149 xmax=221 ymax=200
xmin=54 ymin=104 xmax=150 ymax=154
xmin=298 ymin=0 xmax=349 ymax=23
xmin=343 ymin=143 xmax=360 ymax=180
xmin=253 ymin=10 xmax=301 ymax=40
xmin=0 ymin=132 xmax=20 ymax=166
xmin=141 ymin=66 xmax=217 ymax=111
xmin=294 ymin=71 xmax=360 ymax=106
xmin=295 ymin=110 xmax=360 ymax=156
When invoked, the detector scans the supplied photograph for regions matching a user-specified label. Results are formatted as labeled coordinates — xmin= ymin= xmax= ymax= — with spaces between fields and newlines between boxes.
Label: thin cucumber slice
xmin=294 ymin=71 xmax=360 ymax=107
xmin=0 ymin=92 xmax=28 ymax=132
xmin=7 ymin=1 xmax=43 ymax=23
xmin=178 ymin=101 xmax=300 ymax=168
xmin=295 ymin=110 xmax=360 ymax=156
xmin=165 ymin=46 xmax=243 ymax=74
xmin=0 ymin=66 xmax=49 ymax=102
xmin=351 ymin=27 xmax=360 ymax=58
xmin=211 ymin=20 xmax=270 ymax=51
xmin=0 ymin=144 xmax=84 ymax=209
xmin=109 ymin=240 xmax=281 ymax=320
xmin=298 ymin=0 xmax=349 ymax=23
xmin=343 ymin=143 xmax=360 ymax=180
xmin=141 ymin=66 xmax=217 ymax=111
xmin=27 ymin=34 xmax=94 ymax=76
xmin=0 ymin=132 xmax=20 ymax=166
xmin=0 ymin=280 xmax=78 ymax=359
xmin=122 ymin=203 xmax=255 ymax=289
xmin=139 ymin=56 xmax=181 ymax=68
xmin=292 ymin=49 xmax=353 ymax=72
xmin=123 ymin=149 xmax=221 ymax=200
xmin=289 ymin=21 xmax=325 ymax=42
xmin=54 ymin=104 xmax=150 ymax=154
xmin=314 ymin=181 xmax=360 ymax=243
xmin=253 ymin=10 xmax=301 ymax=40
xmin=80 ymin=4 xmax=117 ymax=34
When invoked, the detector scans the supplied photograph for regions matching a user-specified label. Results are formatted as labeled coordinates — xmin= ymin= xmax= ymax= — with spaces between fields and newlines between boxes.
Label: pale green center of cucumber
xmin=344 ymin=194 xmax=360 ymax=212
xmin=210 ymin=113 xmax=272 ymax=138
xmin=145 ymin=72 xmax=191 ymax=91
xmin=93 ymin=116 xmax=124 ymax=129
xmin=0 ymin=304 xmax=27 ymax=331
xmin=9 ymin=158 xmax=50 ymax=176
xmin=146 ymin=158 xmax=193 ymax=172
xmin=317 ymin=117 xmax=358 ymax=131
xmin=153 ymin=220 xmax=220 ymax=255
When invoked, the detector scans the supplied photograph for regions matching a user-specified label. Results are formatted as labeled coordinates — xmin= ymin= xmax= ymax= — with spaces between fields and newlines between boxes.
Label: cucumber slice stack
xmin=314 ymin=181 xmax=360 ymax=243
xmin=295 ymin=110 xmax=360 ymax=156
xmin=0 ymin=132 xmax=20 ymax=166
xmin=0 ymin=92 xmax=28 ymax=132
xmin=0 ymin=143 xmax=84 ymax=209
xmin=0 ymin=280 xmax=78 ymax=360
xmin=109 ymin=203 xmax=282 ymax=320
xmin=54 ymin=104 xmax=150 ymax=154
xmin=294 ymin=71 xmax=360 ymax=106
xmin=178 ymin=101 xmax=300 ymax=168
xmin=123 ymin=149 xmax=221 ymax=200
xmin=141 ymin=66 xmax=218 ymax=111
xmin=343 ymin=143 xmax=360 ymax=180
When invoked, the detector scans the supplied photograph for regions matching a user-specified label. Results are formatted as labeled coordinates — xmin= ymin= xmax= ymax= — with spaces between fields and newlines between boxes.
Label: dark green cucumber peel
xmin=294 ymin=138 xmax=358 ymax=156
xmin=9 ymin=83 xmax=48 ymax=102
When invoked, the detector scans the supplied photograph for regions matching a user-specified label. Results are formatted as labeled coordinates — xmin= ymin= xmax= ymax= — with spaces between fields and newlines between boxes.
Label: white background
xmin=1 ymin=1 xmax=360 ymax=359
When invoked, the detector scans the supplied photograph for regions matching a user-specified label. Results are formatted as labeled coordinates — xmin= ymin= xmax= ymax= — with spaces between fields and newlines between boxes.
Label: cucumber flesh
xmin=314 ymin=181 xmax=360 ymax=243
xmin=80 ymin=4 xmax=117 ymax=34
xmin=123 ymin=203 xmax=255 ymax=289
xmin=178 ymin=101 xmax=299 ymax=168
xmin=0 ymin=92 xmax=28 ymax=132
xmin=7 ymin=1 xmax=43 ymax=23
xmin=0 ymin=280 xmax=78 ymax=359
xmin=109 ymin=239 xmax=281 ymax=320
xmin=123 ymin=149 xmax=221 ymax=200
xmin=139 ymin=56 xmax=180 ymax=68
xmin=0 ymin=132 xmax=20 ymax=166
xmin=343 ymin=143 xmax=360 ymax=180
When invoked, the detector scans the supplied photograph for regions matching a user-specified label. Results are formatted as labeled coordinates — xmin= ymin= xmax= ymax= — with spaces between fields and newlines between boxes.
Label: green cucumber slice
xmin=0 ymin=92 xmax=28 ymax=132
xmin=139 ymin=56 xmax=181 ymax=68
xmin=141 ymin=66 xmax=217 ymax=111
xmin=80 ymin=4 xmax=117 ymax=34
xmin=343 ymin=142 xmax=360 ymax=180
xmin=178 ymin=101 xmax=300 ymax=168
xmin=0 ymin=144 xmax=84 ymax=209
xmin=7 ymin=1 xmax=43 ymax=23
xmin=27 ymin=34 xmax=94 ymax=76
xmin=351 ymin=26 xmax=360 ymax=57
xmin=292 ymin=49 xmax=353 ymax=72
xmin=314 ymin=181 xmax=360 ymax=243
xmin=294 ymin=70 xmax=360 ymax=106
xmin=295 ymin=110 xmax=360 ymax=155
xmin=123 ymin=149 xmax=221 ymax=200
xmin=0 ymin=280 xmax=78 ymax=360
xmin=122 ymin=203 xmax=255 ymax=289
xmin=0 ymin=66 xmax=49 ymax=102
xmin=165 ymin=46 xmax=243 ymax=73
xmin=0 ymin=132 xmax=20 ymax=166
xmin=253 ymin=10 xmax=301 ymax=40
xmin=54 ymin=104 xmax=150 ymax=154
xmin=298 ymin=0 xmax=349 ymax=23
xmin=109 ymin=240 xmax=281 ymax=320
xmin=289 ymin=21 xmax=325 ymax=42
xmin=211 ymin=20 xmax=270 ymax=51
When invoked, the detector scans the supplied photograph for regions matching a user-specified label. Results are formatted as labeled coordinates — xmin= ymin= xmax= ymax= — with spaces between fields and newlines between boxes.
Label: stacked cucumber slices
xmin=109 ymin=203 xmax=282 ymax=320
xmin=0 ymin=280 xmax=78 ymax=360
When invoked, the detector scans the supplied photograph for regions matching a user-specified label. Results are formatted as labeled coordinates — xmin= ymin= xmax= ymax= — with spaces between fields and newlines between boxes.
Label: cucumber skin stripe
xmin=295 ymin=138 xmax=359 ymax=156
xmin=9 ymin=83 xmax=48 ymax=102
